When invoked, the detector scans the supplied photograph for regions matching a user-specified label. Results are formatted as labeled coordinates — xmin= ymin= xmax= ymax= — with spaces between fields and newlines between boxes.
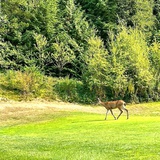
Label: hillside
xmin=1 ymin=0 xmax=160 ymax=103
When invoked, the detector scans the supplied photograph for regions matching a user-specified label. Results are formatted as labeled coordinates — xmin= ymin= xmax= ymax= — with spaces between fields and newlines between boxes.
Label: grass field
xmin=0 ymin=101 xmax=160 ymax=160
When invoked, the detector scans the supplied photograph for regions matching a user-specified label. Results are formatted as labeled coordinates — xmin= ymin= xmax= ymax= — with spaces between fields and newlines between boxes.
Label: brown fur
xmin=98 ymin=98 xmax=129 ymax=120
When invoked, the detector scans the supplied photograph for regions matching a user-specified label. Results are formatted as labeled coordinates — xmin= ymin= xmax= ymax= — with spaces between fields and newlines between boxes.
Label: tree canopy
xmin=0 ymin=0 xmax=160 ymax=102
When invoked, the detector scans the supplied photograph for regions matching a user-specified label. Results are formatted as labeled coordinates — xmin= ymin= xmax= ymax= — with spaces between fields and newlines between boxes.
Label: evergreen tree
xmin=1 ymin=0 xmax=58 ymax=71
xmin=117 ymin=0 xmax=135 ymax=27
xmin=75 ymin=0 xmax=118 ymax=43
xmin=132 ymin=0 xmax=156 ymax=37
xmin=50 ymin=0 xmax=96 ymax=77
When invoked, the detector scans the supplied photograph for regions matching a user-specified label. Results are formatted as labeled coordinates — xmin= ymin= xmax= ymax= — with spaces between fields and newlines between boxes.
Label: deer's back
xmin=104 ymin=100 xmax=125 ymax=109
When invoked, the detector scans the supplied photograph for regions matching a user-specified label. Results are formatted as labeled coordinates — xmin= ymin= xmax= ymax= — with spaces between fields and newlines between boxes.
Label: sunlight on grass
xmin=0 ymin=103 xmax=160 ymax=160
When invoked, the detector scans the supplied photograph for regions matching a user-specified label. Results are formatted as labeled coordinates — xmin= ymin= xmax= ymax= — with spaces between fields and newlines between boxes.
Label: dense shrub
xmin=54 ymin=77 xmax=97 ymax=103
xmin=1 ymin=67 xmax=55 ymax=100
xmin=0 ymin=69 xmax=159 ymax=103
xmin=54 ymin=77 xmax=82 ymax=102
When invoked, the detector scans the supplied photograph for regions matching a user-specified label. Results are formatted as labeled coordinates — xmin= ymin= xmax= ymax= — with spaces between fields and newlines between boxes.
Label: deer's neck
xmin=101 ymin=102 xmax=107 ymax=107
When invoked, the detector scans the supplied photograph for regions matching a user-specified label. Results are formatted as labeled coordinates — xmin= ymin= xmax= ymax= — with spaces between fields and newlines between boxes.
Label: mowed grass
xmin=0 ymin=102 xmax=160 ymax=160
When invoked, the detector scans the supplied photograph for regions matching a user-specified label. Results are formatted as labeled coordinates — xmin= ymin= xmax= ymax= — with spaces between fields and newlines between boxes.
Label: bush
xmin=54 ymin=77 xmax=98 ymax=103
xmin=54 ymin=77 xmax=82 ymax=102
xmin=2 ymin=67 xmax=55 ymax=100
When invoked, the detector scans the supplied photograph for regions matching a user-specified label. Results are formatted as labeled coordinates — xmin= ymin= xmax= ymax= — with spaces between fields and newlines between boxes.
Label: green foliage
xmin=0 ymin=40 xmax=26 ymax=70
xmin=44 ymin=0 xmax=58 ymax=36
xmin=1 ymin=67 xmax=55 ymax=100
xmin=109 ymin=26 xmax=154 ymax=101
xmin=149 ymin=40 xmax=160 ymax=95
xmin=150 ymin=40 xmax=160 ymax=72
xmin=132 ymin=0 xmax=155 ymax=37
xmin=34 ymin=33 xmax=47 ymax=53
xmin=1 ymin=0 xmax=58 ymax=71
xmin=53 ymin=0 xmax=96 ymax=76
xmin=153 ymin=0 xmax=160 ymax=41
xmin=75 ymin=0 xmax=118 ymax=41
xmin=54 ymin=77 xmax=95 ymax=103
xmin=52 ymin=40 xmax=75 ymax=76
xmin=0 ymin=0 xmax=160 ymax=103
xmin=33 ymin=32 xmax=48 ymax=70
xmin=82 ymin=37 xmax=109 ymax=98
xmin=117 ymin=0 xmax=135 ymax=26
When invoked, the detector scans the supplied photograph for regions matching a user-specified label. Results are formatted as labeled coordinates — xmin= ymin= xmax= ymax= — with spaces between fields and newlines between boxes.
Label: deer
xmin=97 ymin=98 xmax=129 ymax=120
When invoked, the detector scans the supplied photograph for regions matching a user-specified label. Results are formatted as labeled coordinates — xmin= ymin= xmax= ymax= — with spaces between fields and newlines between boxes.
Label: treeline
xmin=0 ymin=0 xmax=160 ymax=103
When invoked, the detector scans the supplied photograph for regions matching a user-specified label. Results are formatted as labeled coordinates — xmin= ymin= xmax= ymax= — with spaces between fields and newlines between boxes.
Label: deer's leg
xmin=105 ymin=109 xmax=109 ymax=120
xmin=110 ymin=109 xmax=117 ymax=120
xmin=117 ymin=108 xmax=123 ymax=119
xmin=122 ymin=104 xmax=129 ymax=119
xmin=124 ymin=108 xmax=129 ymax=119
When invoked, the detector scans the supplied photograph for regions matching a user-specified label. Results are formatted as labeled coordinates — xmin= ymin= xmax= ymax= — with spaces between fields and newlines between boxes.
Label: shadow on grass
xmin=83 ymin=119 xmax=116 ymax=122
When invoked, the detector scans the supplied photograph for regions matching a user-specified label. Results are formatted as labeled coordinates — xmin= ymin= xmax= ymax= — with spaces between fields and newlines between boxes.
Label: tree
xmin=149 ymin=40 xmax=160 ymax=94
xmin=117 ymin=0 xmax=135 ymax=27
xmin=109 ymin=26 xmax=153 ymax=101
xmin=132 ymin=0 xmax=156 ymax=37
xmin=82 ymin=36 xmax=110 ymax=98
xmin=52 ymin=39 xmax=75 ymax=76
xmin=1 ymin=0 xmax=58 ymax=71
xmin=33 ymin=32 xmax=48 ymax=70
xmin=75 ymin=0 xmax=118 ymax=43
xmin=153 ymin=0 xmax=160 ymax=42
xmin=0 ymin=13 xmax=27 ymax=70
xmin=50 ymin=0 xmax=97 ymax=77
xmin=1 ymin=0 xmax=159 ymax=102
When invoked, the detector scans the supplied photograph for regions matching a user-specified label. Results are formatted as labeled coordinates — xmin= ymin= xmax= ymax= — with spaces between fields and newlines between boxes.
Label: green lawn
xmin=0 ymin=102 xmax=160 ymax=160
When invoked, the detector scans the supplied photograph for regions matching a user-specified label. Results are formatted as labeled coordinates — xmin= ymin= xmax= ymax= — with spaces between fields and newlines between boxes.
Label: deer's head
xmin=97 ymin=98 xmax=102 ymax=105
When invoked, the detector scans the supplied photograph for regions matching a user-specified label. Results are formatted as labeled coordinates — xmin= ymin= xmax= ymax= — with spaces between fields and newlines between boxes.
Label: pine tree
xmin=132 ymin=0 xmax=156 ymax=36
